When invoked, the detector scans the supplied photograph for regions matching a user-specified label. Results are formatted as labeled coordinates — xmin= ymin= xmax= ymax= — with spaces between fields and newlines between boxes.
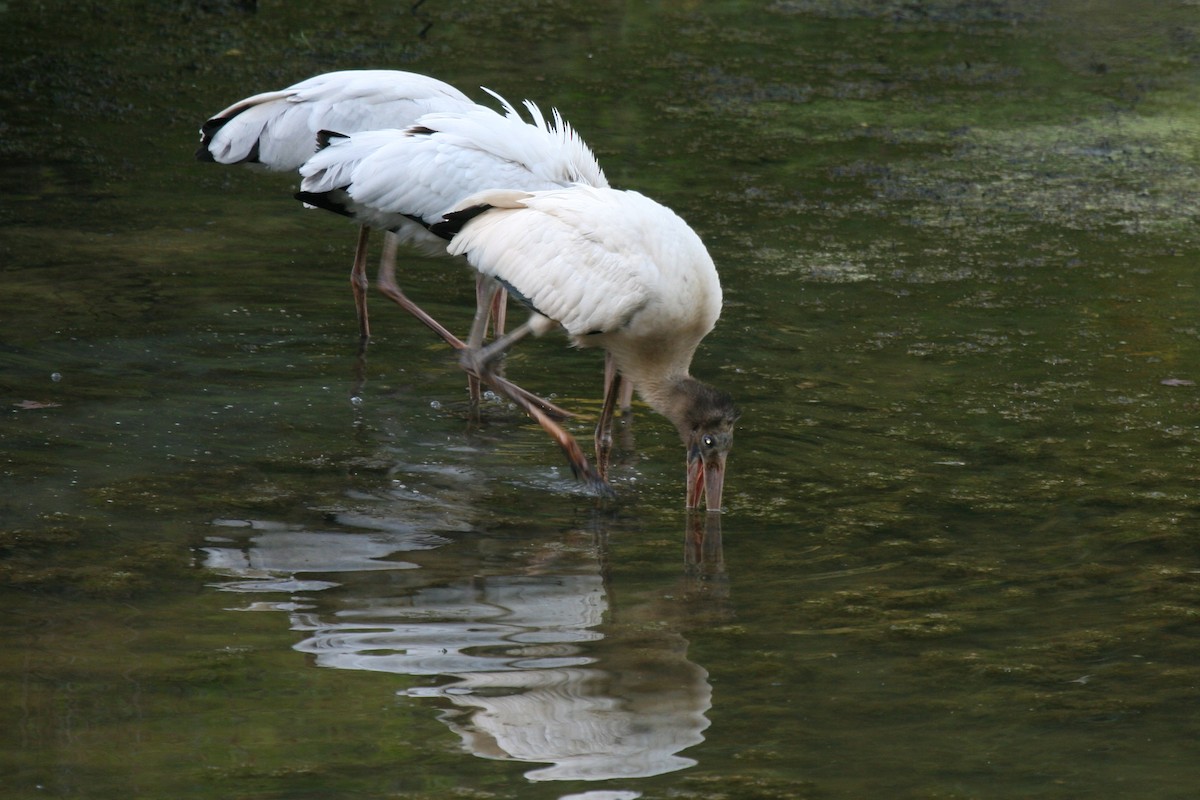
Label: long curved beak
xmin=686 ymin=451 xmax=727 ymax=512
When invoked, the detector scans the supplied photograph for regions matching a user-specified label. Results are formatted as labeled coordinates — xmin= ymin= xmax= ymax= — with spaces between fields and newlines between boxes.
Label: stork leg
xmin=460 ymin=292 xmax=612 ymax=497
xmin=619 ymin=371 xmax=635 ymax=415
xmin=471 ymin=274 xmax=510 ymax=396
xmin=350 ymin=225 xmax=372 ymax=341
xmin=490 ymin=279 xmax=507 ymax=338
xmin=603 ymin=352 xmax=636 ymax=418
xmin=375 ymin=235 xmax=571 ymax=419
xmin=376 ymin=231 xmax=466 ymax=348
xmin=475 ymin=273 xmax=510 ymax=340
xmin=594 ymin=367 xmax=623 ymax=480
xmin=465 ymin=276 xmax=500 ymax=409
xmin=348 ymin=225 xmax=374 ymax=399
xmin=461 ymin=279 xmax=542 ymax=369
xmin=600 ymin=352 xmax=638 ymax=472
xmin=602 ymin=352 xmax=629 ymax=412
xmin=501 ymin=377 xmax=609 ymax=495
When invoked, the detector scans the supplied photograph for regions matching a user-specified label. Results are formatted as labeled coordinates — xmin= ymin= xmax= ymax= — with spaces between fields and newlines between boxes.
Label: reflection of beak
xmin=686 ymin=451 xmax=727 ymax=512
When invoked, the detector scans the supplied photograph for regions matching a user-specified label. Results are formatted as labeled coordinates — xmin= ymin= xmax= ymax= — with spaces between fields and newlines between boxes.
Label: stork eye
xmin=702 ymin=434 xmax=716 ymax=448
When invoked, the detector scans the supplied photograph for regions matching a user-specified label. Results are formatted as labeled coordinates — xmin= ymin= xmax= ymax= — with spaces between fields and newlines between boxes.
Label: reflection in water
xmin=203 ymin=514 xmax=726 ymax=783
xmin=203 ymin=518 xmax=451 ymax=593
xmin=683 ymin=513 xmax=729 ymax=610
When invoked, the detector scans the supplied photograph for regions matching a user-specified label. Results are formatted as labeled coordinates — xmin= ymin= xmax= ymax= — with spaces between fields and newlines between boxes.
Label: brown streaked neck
xmin=639 ymin=374 xmax=738 ymax=445
xmin=607 ymin=343 xmax=698 ymax=416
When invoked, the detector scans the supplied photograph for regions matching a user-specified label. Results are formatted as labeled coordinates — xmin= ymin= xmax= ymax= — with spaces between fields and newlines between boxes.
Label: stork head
xmin=670 ymin=379 xmax=740 ymax=512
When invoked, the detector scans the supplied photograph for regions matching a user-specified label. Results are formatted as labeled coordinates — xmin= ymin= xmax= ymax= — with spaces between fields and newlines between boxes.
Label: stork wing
xmin=198 ymin=70 xmax=473 ymax=171
xmin=445 ymin=186 xmax=663 ymax=336
xmin=298 ymin=97 xmax=607 ymax=228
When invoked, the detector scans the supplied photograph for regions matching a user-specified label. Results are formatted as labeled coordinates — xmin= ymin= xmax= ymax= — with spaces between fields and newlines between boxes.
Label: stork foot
xmin=459 ymin=347 xmax=501 ymax=378
xmin=460 ymin=355 xmax=611 ymax=498
xmin=583 ymin=471 xmax=617 ymax=499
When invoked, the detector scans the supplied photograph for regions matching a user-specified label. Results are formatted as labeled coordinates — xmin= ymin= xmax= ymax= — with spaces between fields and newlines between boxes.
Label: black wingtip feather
xmin=315 ymin=129 xmax=349 ymax=151
xmin=195 ymin=114 xmax=261 ymax=164
xmin=429 ymin=203 xmax=493 ymax=241
xmin=199 ymin=116 xmax=229 ymax=140
xmin=195 ymin=116 xmax=228 ymax=161
xmin=295 ymin=190 xmax=354 ymax=218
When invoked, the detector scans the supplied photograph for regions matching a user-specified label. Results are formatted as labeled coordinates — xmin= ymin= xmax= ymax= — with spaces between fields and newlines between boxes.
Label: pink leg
xmin=350 ymin=225 xmax=371 ymax=340
xmin=473 ymin=275 xmax=509 ymax=338
xmin=377 ymin=232 xmax=467 ymax=347
xmin=603 ymin=352 xmax=636 ymax=416
xmin=594 ymin=367 xmax=623 ymax=480
xmin=491 ymin=286 xmax=508 ymax=338
xmin=460 ymin=303 xmax=611 ymax=497
xmin=619 ymin=375 xmax=635 ymax=415
xmin=375 ymin=233 xmax=570 ymax=419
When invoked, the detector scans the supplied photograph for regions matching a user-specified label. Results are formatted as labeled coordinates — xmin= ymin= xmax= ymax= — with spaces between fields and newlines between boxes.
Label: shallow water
xmin=2 ymin=1 xmax=1199 ymax=798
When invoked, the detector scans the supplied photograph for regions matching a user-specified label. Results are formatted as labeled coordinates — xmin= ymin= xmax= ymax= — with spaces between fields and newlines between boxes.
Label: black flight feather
xmin=195 ymin=116 xmax=230 ymax=162
xmin=429 ymin=203 xmax=493 ymax=241
xmin=315 ymin=129 xmax=348 ymax=150
xmin=294 ymin=190 xmax=353 ymax=218
xmin=196 ymin=110 xmax=261 ymax=164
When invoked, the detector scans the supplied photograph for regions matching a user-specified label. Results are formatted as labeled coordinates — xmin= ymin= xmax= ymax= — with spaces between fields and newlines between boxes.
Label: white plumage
xmin=446 ymin=187 xmax=719 ymax=358
xmin=199 ymin=73 xmax=737 ymax=506
xmin=197 ymin=69 xmax=477 ymax=339
xmin=440 ymin=186 xmax=738 ymax=510
xmin=197 ymin=69 xmax=474 ymax=170
xmin=295 ymin=91 xmax=614 ymax=417
xmin=297 ymin=90 xmax=608 ymax=248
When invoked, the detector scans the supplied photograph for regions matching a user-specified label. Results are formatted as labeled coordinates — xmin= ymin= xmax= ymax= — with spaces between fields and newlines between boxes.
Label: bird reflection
xmin=682 ymin=512 xmax=729 ymax=610
xmin=202 ymin=512 xmax=726 ymax=782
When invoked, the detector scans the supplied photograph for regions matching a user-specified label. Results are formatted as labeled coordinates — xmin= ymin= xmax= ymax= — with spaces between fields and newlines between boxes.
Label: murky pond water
xmin=3 ymin=1 xmax=1199 ymax=798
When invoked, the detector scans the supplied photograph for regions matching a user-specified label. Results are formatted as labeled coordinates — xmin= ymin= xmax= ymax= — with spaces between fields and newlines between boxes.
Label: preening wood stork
xmin=196 ymin=69 xmax=475 ymax=339
xmin=294 ymin=91 xmax=624 ymax=415
xmin=434 ymin=185 xmax=739 ymax=511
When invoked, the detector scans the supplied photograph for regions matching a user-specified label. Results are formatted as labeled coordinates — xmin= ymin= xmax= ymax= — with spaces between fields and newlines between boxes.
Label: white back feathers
xmin=445 ymin=186 xmax=721 ymax=347
xmin=295 ymin=92 xmax=608 ymax=255
xmin=298 ymin=92 xmax=607 ymax=221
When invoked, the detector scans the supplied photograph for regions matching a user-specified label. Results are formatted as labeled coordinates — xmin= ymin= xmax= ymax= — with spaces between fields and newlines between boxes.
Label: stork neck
xmin=636 ymin=373 xmax=704 ymax=432
xmin=599 ymin=339 xmax=676 ymax=401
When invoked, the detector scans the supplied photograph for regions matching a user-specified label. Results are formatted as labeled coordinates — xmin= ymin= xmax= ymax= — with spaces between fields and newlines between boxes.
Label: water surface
xmin=2 ymin=1 xmax=1199 ymax=798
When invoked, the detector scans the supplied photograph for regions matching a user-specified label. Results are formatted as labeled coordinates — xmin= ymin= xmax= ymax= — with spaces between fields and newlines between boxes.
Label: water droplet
xmin=50 ymin=372 xmax=62 ymax=382
xmin=430 ymin=400 xmax=442 ymax=410
xmin=349 ymin=395 xmax=364 ymax=407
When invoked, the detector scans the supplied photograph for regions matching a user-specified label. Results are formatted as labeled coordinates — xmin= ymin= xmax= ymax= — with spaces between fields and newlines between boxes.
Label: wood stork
xmin=196 ymin=69 xmax=475 ymax=339
xmin=294 ymin=91 xmax=629 ymax=416
xmin=434 ymin=185 xmax=739 ymax=511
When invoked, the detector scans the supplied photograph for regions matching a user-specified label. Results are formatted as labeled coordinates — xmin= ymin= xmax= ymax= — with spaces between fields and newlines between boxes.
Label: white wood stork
xmin=294 ymin=91 xmax=629 ymax=416
xmin=434 ymin=185 xmax=739 ymax=511
xmin=196 ymin=69 xmax=476 ymax=339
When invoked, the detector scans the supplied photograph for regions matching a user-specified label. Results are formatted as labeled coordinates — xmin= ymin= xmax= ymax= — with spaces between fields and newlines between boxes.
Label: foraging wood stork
xmin=434 ymin=185 xmax=739 ymax=511
xmin=196 ymin=69 xmax=476 ymax=339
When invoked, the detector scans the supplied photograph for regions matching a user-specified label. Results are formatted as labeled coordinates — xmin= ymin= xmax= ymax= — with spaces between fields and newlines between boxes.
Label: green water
xmin=2 ymin=1 xmax=1198 ymax=798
